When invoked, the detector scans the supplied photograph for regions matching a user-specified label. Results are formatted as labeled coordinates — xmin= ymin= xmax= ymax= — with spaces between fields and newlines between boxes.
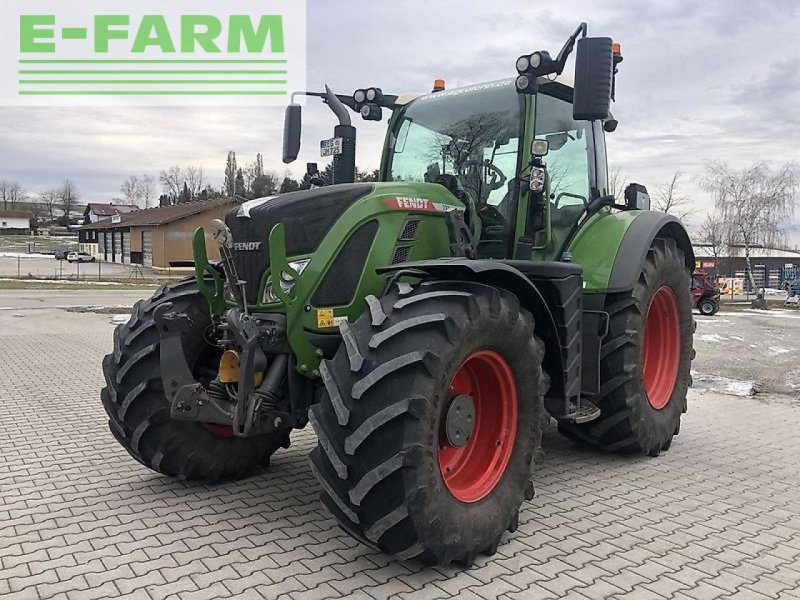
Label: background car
xmin=66 ymin=252 xmax=96 ymax=263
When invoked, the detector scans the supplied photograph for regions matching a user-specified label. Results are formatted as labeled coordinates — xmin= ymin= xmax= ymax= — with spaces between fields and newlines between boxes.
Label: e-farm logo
xmin=0 ymin=0 xmax=306 ymax=107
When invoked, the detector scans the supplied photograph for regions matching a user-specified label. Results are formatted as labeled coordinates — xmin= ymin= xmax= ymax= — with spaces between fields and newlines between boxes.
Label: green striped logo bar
xmin=1 ymin=1 xmax=306 ymax=106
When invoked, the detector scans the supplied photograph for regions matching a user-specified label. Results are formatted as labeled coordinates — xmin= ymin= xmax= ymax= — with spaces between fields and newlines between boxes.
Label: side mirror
xmin=624 ymin=183 xmax=650 ymax=210
xmin=282 ymin=103 xmax=302 ymax=164
xmin=573 ymin=37 xmax=614 ymax=121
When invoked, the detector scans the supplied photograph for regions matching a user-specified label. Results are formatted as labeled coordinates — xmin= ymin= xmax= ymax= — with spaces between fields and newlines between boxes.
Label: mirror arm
xmin=323 ymin=85 xmax=351 ymax=126
xmin=554 ymin=22 xmax=588 ymax=74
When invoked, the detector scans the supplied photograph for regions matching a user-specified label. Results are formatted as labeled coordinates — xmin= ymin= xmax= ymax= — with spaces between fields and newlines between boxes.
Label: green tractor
xmin=102 ymin=24 xmax=694 ymax=565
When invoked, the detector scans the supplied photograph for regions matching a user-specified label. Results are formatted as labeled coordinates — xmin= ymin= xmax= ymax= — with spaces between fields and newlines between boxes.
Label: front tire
xmin=559 ymin=238 xmax=693 ymax=456
xmin=309 ymin=280 xmax=546 ymax=565
xmin=698 ymin=298 xmax=716 ymax=316
xmin=101 ymin=279 xmax=289 ymax=481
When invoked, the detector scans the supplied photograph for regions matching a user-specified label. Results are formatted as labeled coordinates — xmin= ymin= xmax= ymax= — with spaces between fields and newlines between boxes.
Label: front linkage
xmin=154 ymin=222 xmax=317 ymax=438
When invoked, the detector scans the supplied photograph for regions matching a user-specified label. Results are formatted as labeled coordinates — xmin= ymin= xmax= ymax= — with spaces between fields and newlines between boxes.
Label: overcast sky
xmin=1 ymin=0 xmax=799 ymax=241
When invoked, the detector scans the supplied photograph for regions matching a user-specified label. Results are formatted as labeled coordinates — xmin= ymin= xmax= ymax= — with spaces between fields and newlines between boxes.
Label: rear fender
xmin=607 ymin=212 xmax=694 ymax=293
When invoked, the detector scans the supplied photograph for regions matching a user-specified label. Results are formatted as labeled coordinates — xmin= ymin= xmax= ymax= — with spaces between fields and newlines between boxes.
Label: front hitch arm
xmin=152 ymin=303 xmax=233 ymax=425
xmin=225 ymin=309 xmax=268 ymax=436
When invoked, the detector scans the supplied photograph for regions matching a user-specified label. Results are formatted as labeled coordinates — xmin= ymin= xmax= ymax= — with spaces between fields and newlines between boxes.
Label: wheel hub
xmin=642 ymin=286 xmax=681 ymax=410
xmin=445 ymin=394 xmax=475 ymax=448
xmin=438 ymin=350 xmax=517 ymax=503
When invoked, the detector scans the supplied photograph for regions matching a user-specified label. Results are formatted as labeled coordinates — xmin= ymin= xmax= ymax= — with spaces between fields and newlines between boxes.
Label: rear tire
xmin=559 ymin=238 xmax=693 ymax=456
xmin=101 ymin=278 xmax=290 ymax=481
xmin=309 ymin=280 xmax=546 ymax=565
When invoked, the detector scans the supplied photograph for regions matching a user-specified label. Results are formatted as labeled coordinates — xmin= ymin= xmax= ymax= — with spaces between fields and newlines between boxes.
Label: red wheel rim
xmin=202 ymin=423 xmax=235 ymax=437
xmin=439 ymin=350 xmax=517 ymax=503
xmin=642 ymin=286 xmax=681 ymax=409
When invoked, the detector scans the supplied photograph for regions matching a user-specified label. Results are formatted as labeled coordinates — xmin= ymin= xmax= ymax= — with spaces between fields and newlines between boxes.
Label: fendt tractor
xmin=102 ymin=24 xmax=695 ymax=565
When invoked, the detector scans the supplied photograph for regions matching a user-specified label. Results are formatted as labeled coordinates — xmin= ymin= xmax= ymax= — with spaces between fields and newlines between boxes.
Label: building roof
xmin=85 ymin=197 xmax=238 ymax=230
xmin=693 ymin=243 xmax=800 ymax=259
xmin=85 ymin=203 xmax=139 ymax=216
xmin=0 ymin=210 xmax=32 ymax=219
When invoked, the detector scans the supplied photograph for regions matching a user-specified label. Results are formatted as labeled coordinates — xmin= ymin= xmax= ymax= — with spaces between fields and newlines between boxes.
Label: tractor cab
xmin=380 ymin=77 xmax=609 ymax=262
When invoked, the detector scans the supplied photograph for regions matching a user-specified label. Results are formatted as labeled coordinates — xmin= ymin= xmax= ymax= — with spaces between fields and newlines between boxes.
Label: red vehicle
xmin=692 ymin=270 xmax=720 ymax=315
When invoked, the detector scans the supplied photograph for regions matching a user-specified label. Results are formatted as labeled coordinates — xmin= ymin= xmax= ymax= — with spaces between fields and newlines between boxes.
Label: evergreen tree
xmin=234 ymin=168 xmax=246 ymax=197
xmin=224 ymin=151 xmax=237 ymax=196
xmin=178 ymin=182 xmax=191 ymax=203
xmin=255 ymin=153 xmax=264 ymax=178
xmin=279 ymin=177 xmax=300 ymax=193
xmin=321 ymin=163 xmax=335 ymax=185
xmin=252 ymin=173 xmax=278 ymax=197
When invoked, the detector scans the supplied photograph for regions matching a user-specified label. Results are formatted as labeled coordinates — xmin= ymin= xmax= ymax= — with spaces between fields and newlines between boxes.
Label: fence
xmin=2 ymin=255 xmax=186 ymax=283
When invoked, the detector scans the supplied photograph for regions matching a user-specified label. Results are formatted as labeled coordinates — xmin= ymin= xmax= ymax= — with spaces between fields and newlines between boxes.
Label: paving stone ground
xmin=2 ymin=306 xmax=800 ymax=600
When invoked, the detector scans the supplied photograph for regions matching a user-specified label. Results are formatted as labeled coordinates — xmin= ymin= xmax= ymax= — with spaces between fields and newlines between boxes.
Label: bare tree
xmin=0 ymin=180 xmax=25 ymax=209
xmin=243 ymin=161 xmax=258 ymax=198
xmin=140 ymin=174 xmax=155 ymax=208
xmin=653 ymin=171 xmax=694 ymax=222
xmin=57 ymin=179 xmax=79 ymax=220
xmin=702 ymin=160 xmax=798 ymax=297
xmin=28 ymin=200 xmax=45 ymax=229
xmin=120 ymin=175 xmax=141 ymax=205
xmin=159 ymin=166 xmax=183 ymax=205
xmin=608 ymin=164 xmax=627 ymax=199
xmin=39 ymin=189 xmax=59 ymax=221
xmin=699 ymin=210 xmax=727 ymax=274
xmin=185 ymin=166 xmax=204 ymax=201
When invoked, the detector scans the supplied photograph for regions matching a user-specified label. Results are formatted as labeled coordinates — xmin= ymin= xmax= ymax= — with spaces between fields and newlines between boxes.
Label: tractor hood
xmin=225 ymin=183 xmax=374 ymax=303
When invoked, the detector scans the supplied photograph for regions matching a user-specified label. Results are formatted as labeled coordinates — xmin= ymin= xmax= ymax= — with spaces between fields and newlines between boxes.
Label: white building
xmin=0 ymin=210 xmax=32 ymax=233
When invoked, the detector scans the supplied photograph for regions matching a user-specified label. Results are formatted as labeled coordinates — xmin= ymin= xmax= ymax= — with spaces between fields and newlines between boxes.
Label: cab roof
xmin=394 ymin=75 xmax=574 ymax=107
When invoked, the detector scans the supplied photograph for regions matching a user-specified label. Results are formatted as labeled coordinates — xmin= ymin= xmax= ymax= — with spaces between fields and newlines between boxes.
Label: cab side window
xmin=534 ymin=93 xmax=593 ymax=249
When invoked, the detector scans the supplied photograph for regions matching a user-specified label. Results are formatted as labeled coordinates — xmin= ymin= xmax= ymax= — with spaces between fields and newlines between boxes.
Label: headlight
xmin=263 ymin=259 xmax=310 ymax=303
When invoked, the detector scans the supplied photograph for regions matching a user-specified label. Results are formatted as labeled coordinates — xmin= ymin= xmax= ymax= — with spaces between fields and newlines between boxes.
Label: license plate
xmin=320 ymin=137 xmax=343 ymax=157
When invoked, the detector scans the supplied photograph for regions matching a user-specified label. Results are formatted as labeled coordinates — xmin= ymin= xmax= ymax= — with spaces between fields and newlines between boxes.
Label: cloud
xmin=0 ymin=0 xmax=797 ymax=248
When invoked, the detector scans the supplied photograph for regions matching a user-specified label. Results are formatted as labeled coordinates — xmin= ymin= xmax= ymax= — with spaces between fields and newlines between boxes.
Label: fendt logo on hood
xmin=233 ymin=241 xmax=262 ymax=251
xmin=384 ymin=197 xmax=459 ymax=213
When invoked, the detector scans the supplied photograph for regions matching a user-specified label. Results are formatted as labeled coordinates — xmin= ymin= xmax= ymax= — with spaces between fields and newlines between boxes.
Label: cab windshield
xmin=385 ymin=80 xmax=524 ymax=257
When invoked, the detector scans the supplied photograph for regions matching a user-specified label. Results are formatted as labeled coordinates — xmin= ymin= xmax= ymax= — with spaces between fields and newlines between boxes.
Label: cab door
xmin=516 ymin=86 xmax=609 ymax=262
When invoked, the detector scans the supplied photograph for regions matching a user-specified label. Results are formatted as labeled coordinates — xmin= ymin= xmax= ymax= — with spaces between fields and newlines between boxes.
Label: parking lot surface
xmin=2 ymin=295 xmax=800 ymax=600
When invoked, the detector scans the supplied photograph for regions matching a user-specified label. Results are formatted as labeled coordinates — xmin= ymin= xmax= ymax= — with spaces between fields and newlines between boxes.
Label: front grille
xmin=224 ymin=184 xmax=374 ymax=303
xmin=391 ymin=246 xmax=412 ymax=264
xmin=399 ymin=219 xmax=421 ymax=241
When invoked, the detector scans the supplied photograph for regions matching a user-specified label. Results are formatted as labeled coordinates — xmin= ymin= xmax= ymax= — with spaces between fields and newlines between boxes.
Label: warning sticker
xmin=317 ymin=308 xmax=335 ymax=328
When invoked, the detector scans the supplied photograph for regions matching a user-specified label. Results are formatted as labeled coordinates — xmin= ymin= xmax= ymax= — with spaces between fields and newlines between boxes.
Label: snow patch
xmin=718 ymin=311 xmax=800 ymax=321
xmin=111 ymin=314 xmax=131 ymax=324
xmin=0 ymin=278 xmax=138 ymax=286
xmin=767 ymin=346 xmax=794 ymax=357
xmin=692 ymin=372 xmax=756 ymax=397
xmin=0 ymin=252 xmax=49 ymax=259
xmin=699 ymin=333 xmax=728 ymax=343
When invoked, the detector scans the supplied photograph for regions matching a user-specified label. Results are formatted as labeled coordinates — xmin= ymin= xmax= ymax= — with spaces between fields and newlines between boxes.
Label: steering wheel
xmin=459 ymin=159 xmax=507 ymax=193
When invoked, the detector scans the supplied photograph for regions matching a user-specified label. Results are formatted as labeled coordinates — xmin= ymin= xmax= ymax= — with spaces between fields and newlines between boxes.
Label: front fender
xmin=378 ymin=258 xmax=579 ymax=414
